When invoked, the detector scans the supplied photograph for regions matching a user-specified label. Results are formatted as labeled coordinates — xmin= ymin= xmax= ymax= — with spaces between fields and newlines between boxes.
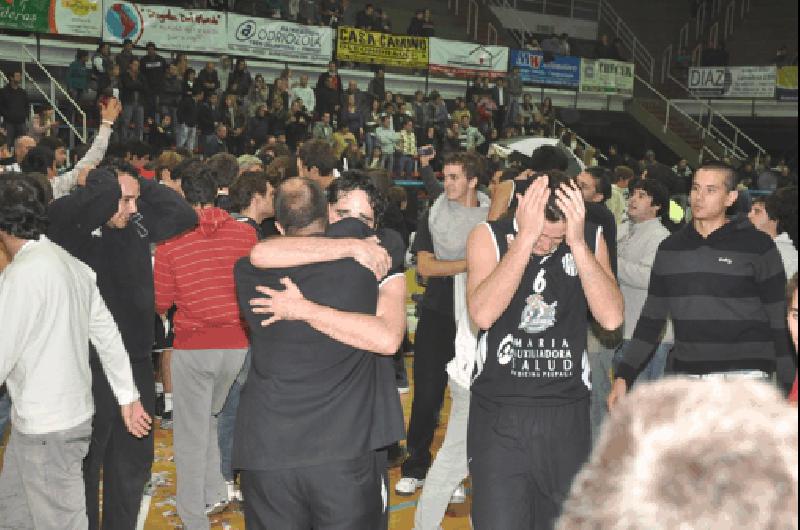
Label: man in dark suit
xmin=203 ymin=124 xmax=228 ymax=157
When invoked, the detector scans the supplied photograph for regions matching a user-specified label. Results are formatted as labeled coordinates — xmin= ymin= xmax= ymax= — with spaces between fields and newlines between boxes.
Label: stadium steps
xmin=628 ymin=96 xmax=708 ymax=165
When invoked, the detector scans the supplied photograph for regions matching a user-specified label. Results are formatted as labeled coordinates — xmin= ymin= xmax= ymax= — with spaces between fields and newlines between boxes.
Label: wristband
xmin=101 ymin=119 xmax=115 ymax=126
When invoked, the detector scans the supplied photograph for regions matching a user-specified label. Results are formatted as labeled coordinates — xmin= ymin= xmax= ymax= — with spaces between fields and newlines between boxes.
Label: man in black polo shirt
xmin=233 ymin=175 xmax=406 ymax=529
xmin=466 ymin=172 xmax=623 ymax=529
xmin=609 ymin=161 xmax=795 ymax=407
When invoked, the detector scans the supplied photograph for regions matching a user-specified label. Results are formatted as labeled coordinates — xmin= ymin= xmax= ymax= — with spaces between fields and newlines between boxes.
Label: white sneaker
xmin=449 ymin=483 xmax=467 ymax=504
xmin=226 ymin=481 xmax=242 ymax=503
xmin=205 ymin=499 xmax=229 ymax=515
xmin=395 ymin=477 xmax=424 ymax=496
xmin=397 ymin=386 xmax=410 ymax=395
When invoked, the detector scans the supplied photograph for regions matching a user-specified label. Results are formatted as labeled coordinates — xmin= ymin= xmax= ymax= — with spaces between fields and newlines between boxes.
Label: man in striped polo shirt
xmin=609 ymin=161 xmax=795 ymax=408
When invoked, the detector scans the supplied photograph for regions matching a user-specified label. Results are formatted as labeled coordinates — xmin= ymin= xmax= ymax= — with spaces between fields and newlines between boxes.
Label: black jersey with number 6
xmin=471 ymin=217 xmax=601 ymax=406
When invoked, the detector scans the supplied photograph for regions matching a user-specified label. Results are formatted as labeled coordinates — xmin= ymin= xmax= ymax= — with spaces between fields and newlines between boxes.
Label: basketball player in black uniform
xmin=465 ymin=172 xmax=623 ymax=529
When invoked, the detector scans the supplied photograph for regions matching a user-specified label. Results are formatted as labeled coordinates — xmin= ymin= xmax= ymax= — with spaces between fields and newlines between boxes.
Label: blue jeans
xmin=0 ymin=387 xmax=10 ymax=439
xmin=217 ymin=349 xmax=251 ymax=482
xmin=613 ymin=340 xmax=672 ymax=386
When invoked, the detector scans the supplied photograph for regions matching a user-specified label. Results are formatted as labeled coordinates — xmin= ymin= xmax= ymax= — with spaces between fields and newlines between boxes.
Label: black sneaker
xmin=160 ymin=410 xmax=173 ymax=430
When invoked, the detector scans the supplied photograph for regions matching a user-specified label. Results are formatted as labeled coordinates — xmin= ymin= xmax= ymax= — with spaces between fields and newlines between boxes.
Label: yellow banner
xmin=336 ymin=26 xmax=428 ymax=69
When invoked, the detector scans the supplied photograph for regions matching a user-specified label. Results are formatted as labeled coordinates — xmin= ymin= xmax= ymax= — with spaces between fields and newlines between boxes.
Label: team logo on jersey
xmin=496 ymin=333 xmax=515 ymax=365
xmin=562 ymin=253 xmax=578 ymax=276
xmin=518 ymin=294 xmax=558 ymax=334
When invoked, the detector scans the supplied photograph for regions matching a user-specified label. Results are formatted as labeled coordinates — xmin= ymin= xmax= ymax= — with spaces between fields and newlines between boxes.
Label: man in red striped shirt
xmin=153 ymin=168 xmax=257 ymax=529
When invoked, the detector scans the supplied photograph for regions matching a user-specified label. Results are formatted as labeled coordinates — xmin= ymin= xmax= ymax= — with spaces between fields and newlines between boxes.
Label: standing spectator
xmin=47 ymin=161 xmax=197 ymax=530
xmin=340 ymin=94 xmax=365 ymax=141
xmin=558 ymin=33 xmax=571 ymax=56
xmin=542 ymin=33 xmax=562 ymax=56
xmin=92 ymin=43 xmax=114 ymax=96
xmin=331 ymin=124 xmax=356 ymax=160
xmin=368 ymin=69 xmax=386 ymax=107
xmin=407 ymin=9 xmax=425 ymax=35
xmin=160 ymin=63 xmax=183 ymax=127
xmin=174 ymin=53 xmax=189 ymax=79
xmin=614 ymin=179 xmax=673 ymax=386
xmin=67 ymin=50 xmax=91 ymax=103
xmin=378 ymin=8 xmax=392 ymax=32
xmin=285 ymin=107 xmax=309 ymax=153
xmin=0 ymin=70 xmax=29 ymax=143
xmin=246 ymin=104 xmax=271 ymax=152
xmin=316 ymin=61 xmax=343 ymax=96
xmin=536 ymin=96 xmax=556 ymax=134
xmin=356 ymin=3 xmax=378 ymax=29
xmin=222 ymin=93 xmax=247 ymax=155
xmin=422 ymin=8 xmax=435 ymax=36
xmin=197 ymin=61 xmax=221 ymax=97
xmin=375 ymin=115 xmax=399 ymax=173
xmin=341 ymin=80 xmax=366 ymax=114
xmin=228 ymin=59 xmax=253 ymax=98
xmin=29 ymin=105 xmax=59 ymax=143
xmin=775 ymin=45 xmax=790 ymax=67
xmin=748 ymin=190 xmax=798 ymax=278
xmin=312 ymin=111 xmax=334 ymax=144
xmin=140 ymin=42 xmax=167 ymax=119
xmin=290 ymin=74 xmax=316 ymax=115
xmin=246 ymin=75 xmax=270 ymax=117
xmin=320 ymin=0 xmax=342 ymax=26
xmin=115 ymin=39 xmax=136 ymax=74
xmin=594 ymin=34 xmax=619 ymax=60
xmin=120 ymin=58 xmax=147 ymax=141
xmin=176 ymin=86 xmax=203 ymax=152
xmin=429 ymin=92 xmax=450 ymax=141
xmin=738 ymin=160 xmax=758 ymax=188
xmin=365 ymin=99 xmax=382 ymax=157
xmin=609 ymin=162 xmax=796 ymax=409
xmin=267 ymin=97 xmax=289 ymax=137
xmin=492 ymin=78 xmax=509 ymax=132
xmin=182 ymin=67 xmax=197 ymax=97
xmin=0 ymin=176 xmax=150 ymax=530
xmin=198 ymin=92 xmax=222 ymax=148
xmin=506 ymin=67 xmax=523 ymax=129
xmin=317 ymin=77 xmax=342 ymax=119
xmin=457 ymin=115 xmax=485 ymax=152
xmin=297 ymin=0 xmax=320 ymax=25
xmin=398 ymin=119 xmax=417 ymax=177
xmin=673 ymin=158 xmax=693 ymax=189
xmin=218 ymin=55 xmax=233 ymax=97
xmin=153 ymin=169 xmax=255 ymax=527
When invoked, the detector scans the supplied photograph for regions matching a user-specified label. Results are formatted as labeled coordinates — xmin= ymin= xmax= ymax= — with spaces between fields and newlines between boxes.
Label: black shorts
xmin=240 ymin=451 xmax=386 ymax=530
xmin=467 ymin=396 xmax=590 ymax=530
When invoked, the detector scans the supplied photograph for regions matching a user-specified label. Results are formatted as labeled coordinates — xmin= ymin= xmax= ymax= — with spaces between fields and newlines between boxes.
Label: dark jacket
xmin=228 ymin=69 xmax=253 ymax=97
xmin=140 ymin=53 xmax=168 ymax=94
xmin=197 ymin=102 xmax=221 ymax=136
xmin=246 ymin=115 xmax=271 ymax=148
xmin=161 ymin=74 xmax=183 ymax=108
xmin=48 ymin=170 xmax=197 ymax=361
xmin=177 ymin=96 xmax=199 ymax=127
xmin=0 ymin=84 xmax=29 ymax=124
xmin=120 ymin=71 xmax=148 ymax=105
xmin=197 ymin=68 xmax=220 ymax=95
xmin=203 ymin=134 xmax=228 ymax=157
xmin=407 ymin=17 xmax=425 ymax=36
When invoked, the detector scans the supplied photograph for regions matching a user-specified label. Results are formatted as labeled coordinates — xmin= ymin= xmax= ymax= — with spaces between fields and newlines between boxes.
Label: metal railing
xmin=551 ymin=118 xmax=606 ymax=164
xmin=666 ymin=73 xmax=767 ymax=165
xmin=635 ymin=74 xmax=708 ymax=164
xmin=19 ymin=45 xmax=87 ymax=144
xmin=597 ymin=0 xmax=655 ymax=83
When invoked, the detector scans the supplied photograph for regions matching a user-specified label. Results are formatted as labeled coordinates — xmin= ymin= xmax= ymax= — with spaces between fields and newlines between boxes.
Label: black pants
xmin=401 ymin=306 xmax=456 ymax=479
xmin=468 ymin=396 xmax=590 ymax=530
xmin=4 ymin=121 xmax=26 ymax=144
xmin=240 ymin=451 xmax=385 ymax=530
xmin=84 ymin=355 xmax=155 ymax=530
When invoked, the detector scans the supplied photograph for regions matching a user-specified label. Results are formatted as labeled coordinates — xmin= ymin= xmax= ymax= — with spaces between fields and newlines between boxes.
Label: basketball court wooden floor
xmin=142 ymin=356 xmax=470 ymax=529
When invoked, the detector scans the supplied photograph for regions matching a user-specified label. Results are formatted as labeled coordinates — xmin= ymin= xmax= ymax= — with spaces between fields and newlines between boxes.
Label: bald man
xmin=3 ymin=136 xmax=35 ymax=172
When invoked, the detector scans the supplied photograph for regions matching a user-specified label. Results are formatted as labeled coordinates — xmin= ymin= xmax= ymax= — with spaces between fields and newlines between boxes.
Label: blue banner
xmin=509 ymin=49 xmax=580 ymax=88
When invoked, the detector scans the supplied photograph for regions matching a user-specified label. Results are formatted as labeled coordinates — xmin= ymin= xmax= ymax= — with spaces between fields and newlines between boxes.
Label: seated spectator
xmin=331 ymin=124 xmax=356 ymax=160
xmin=317 ymin=77 xmax=342 ymax=120
xmin=203 ymin=124 xmax=228 ymax=157
xmin=377 ymin=8 xmax=392 ymax=32
xmin=246 ymin=75 xmax=270 ymax=117
xmin=297 ymin=0 xmax=321 ymax=25
xmin=340 ymin=94 xmax=365 ymax=141
xmin=312 ymin=112 xmax=334 ymax=144
xmin=285 ymin=109 xmax=310 ymax=153
xmin=320 ymin=0 xmax=343 ymax=26
xmin=397 ymin=119 xmax=417 ymax=177
xmin=267 ymin=98 xmax=289 ymax=137
xmin=222 ymin=93 xmax=247 ymax=155
xmin=557 ymin=379 xmax=798 ymax=530
xmin=291 ymin=75 xmax=316 ymax=115
xmin=246 ymin=104 xmax=271 ymax=152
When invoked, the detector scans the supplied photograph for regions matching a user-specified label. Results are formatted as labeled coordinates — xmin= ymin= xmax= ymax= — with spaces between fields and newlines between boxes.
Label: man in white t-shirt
xmin=0 ymin=175 xmax=151 ymax=530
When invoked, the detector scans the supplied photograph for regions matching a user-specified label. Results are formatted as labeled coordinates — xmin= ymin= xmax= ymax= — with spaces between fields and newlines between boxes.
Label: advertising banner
xmin=0 ymin=0 xmax=102 ymax=36
xmin=579 ymin=58 xmax=634 ymax=96
xmin=510 ymin=49 xmax=580 ymax=88
xmin=102 ymin=1 xmax=226 ymax=52
xmin=776 ymin=66 xmax=797 ymax=101
xmin=336 ymin=26 xmax=428 ymax=69
xmin=228 ymin=15 xmax=333 ymax=64
xmin=688 ymin=66 xmax=777 ymax=98
xmin=428 ymin=38 xmax=509 ymax=79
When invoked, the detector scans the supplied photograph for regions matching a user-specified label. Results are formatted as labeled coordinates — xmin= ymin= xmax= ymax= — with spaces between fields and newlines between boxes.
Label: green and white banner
xmin=0 ymin=0 xmax=101 ymax=36
xmin=579 ymin=58 xmax=634 ymax=96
